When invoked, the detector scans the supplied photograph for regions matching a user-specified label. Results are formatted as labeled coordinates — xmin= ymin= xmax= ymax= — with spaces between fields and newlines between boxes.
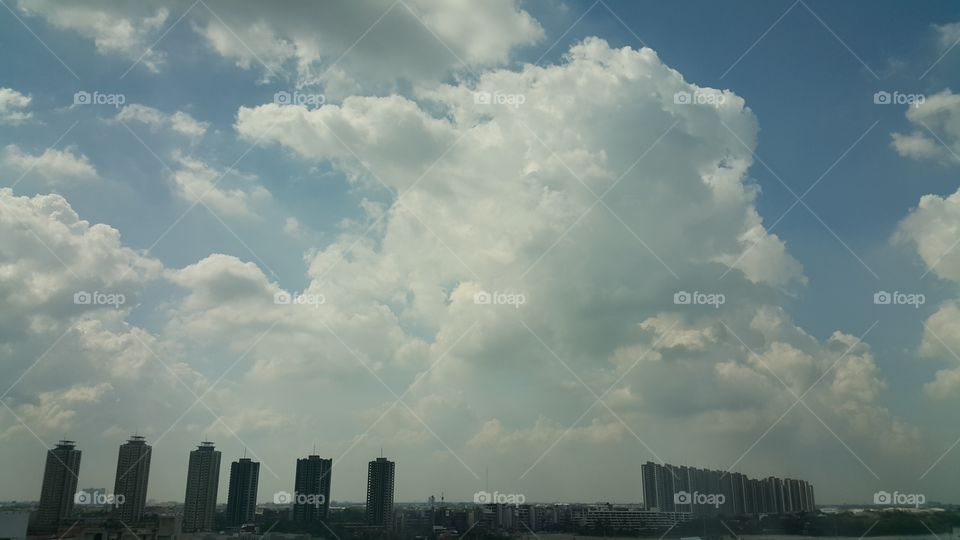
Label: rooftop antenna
xmin=380 ymin=447 xmax=383 ymax=458
xmin=243 ymin=447 xmax=247 ymax=459
xmin=485 ymin=467 xmax=489 ymax=493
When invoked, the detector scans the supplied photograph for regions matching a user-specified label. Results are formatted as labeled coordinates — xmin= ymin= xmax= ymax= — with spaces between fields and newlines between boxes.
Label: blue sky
xmin=2 ymin=0 xmax=960 ymax=506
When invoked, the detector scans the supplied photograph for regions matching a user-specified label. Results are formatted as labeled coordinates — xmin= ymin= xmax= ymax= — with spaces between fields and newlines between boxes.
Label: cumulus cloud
xmin=168 ymin=153 xmax=270 ymax=218
xmin=115 ymin=104 xmax=209 ymax=140
xmin=13 ymin=0 xmax=542 ymax=89
xmin=0 ymin=87 xmax=32 ymax=125
xmin=891 ymin=90 xmax=960 ymax=164
xmin=1 ymin=145 xmax=97 ymax=184
xmin=16 ymin=0 xmax=169 ymax=71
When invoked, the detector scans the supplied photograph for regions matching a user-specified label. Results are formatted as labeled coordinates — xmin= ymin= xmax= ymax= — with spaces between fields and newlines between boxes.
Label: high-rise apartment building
xmin=226 ymin=458 xmax=260 ymax=526
xmin=36 ymin=441 xmax=82 ymax=529
xmin=365 ymin=457 xmax=395 ymax=527
xmin=293 ymin=455 xmax=332 ymax=522
xmin=183 ymin=442 xmax=221 ymax=532
xmin=114 ymin=436 xmax=151 ymax=523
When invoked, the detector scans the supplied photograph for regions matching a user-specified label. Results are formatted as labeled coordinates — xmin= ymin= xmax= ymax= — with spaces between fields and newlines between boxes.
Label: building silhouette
xmin=36 ymin=441 xmax=82 ymax=529
xmin=226 ymin=458 xmax=260 ymax=525
xmin=114 ymin=436 xmax=152 ymax=523
xmin=293 ymin=455 xmax=332 ymax=522
xmin=641 ymin=461 xmax=815 ymax=516
xmin=183 ymin=442 xmax=221 ymax=532
xmin=365 ymin=457 xmax=395 ymax=527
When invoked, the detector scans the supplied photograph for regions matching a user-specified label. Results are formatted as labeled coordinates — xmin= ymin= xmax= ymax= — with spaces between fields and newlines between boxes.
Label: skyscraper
xmin=365 ymin=457 xmax=395 ymax=527
xmin=114 ymin=436 xmax=151 ymax=523
xmin=226 ymin=458 xmax=260 ymax=526
xmin=183 ymin=442 xmax=221 ymax=532
xmin=293 ymin=455 xmax=332 ymax=522
xmin=36 ymin=441 xmax=82 ymax=529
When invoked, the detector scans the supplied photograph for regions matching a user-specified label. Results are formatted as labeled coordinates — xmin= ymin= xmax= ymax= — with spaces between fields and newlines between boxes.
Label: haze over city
xmin=2 ymin=0 xmax=960 ymax=516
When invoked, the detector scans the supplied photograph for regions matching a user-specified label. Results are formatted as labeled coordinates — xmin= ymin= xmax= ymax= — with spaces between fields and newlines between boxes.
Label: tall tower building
xmin=183 ymin=442 xmax=221 ymax=532
xmin=365 ymin=457 xmax=395 ymax=527
xmin=114 ymin=436 xmax=151 ymax=523
xmin=226 ymin=458 xmax=260 ymax=525
xmin=293 ymin=455 xmax=332 ymax=522
xmin=37 ymin=441 xmax=82 ymax=529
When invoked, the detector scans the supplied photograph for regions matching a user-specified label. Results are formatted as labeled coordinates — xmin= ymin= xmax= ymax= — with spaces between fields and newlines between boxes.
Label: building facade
xmin=365 ymin=457 xmax=395 ymax=527
xmin=114 ymin=436 xmax=152 ymax=523
xmin=183 ymin=442 xmax=221 ymax=532
xmin=641 ymin=461 xmax=815 ymax=517
xmin=226 ymin=458 xmax=260 ymax=525
xmin=36 ymin=441 xmax=82 ymax=529
xmin=293 ymin=455 xmax=332 ymax=522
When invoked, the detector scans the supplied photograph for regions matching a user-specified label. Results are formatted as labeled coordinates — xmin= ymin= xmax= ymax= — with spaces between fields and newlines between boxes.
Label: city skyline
xmin=2 ymin=0 xmax=960 ymax=510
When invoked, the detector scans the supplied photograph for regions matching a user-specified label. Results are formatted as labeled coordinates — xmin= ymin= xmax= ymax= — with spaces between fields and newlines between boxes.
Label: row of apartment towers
xmin=36 ymin=439 xmax=397 ymax=532
xmin=641 ymin=461 xmax=816 ymax=516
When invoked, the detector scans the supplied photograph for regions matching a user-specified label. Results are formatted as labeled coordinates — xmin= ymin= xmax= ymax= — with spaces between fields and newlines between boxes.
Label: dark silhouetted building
xmin=294 ymin=455 xmax=332 ymax=522
xmin=641 ymin=461 xmax=815 ymax=516
xmin=226 ymin=458 xmax=260 ymax=525
xmin=114 ymin=436 xmax=151 ymax=523
xmin=183 ymin=442 xmax=221 ymax=532
xmin=365 ymin=457 xmax=395 ymax=527
xmin=37 ymin=441 xmax=82 ymax=529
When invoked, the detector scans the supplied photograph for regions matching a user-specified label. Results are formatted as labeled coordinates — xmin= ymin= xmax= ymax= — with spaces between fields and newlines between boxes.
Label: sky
xmin=1 ymin=0 xmax=960 ymax=507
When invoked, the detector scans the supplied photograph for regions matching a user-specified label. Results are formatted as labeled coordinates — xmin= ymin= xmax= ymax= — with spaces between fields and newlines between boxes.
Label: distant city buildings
xmin=293 ymin=455 xmax=332 ymax=522
xmin=183 ymin=442 xmax=221 ymax=532
xmin=365 ymin=457 xmax=395 ymax=527
xmin=114 ymin=436 xmax=152 ymax=523
xmin=641 ymin=461 xmax=815 ymax=516
xmin=36 ymin=440 xmax=82 ymax=529
xmin=226 ymin=457 xmax=260 ymax=525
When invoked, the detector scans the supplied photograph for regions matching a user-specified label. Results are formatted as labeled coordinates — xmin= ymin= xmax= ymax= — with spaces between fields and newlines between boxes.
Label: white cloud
xmin=0 ymin=87 xmax=32 ymax=125
xmin=1 ymin=145 xmax=97 ymax=185
xmin=16 ymin=0 xmax=169 ymax=71
xmin=168 ymin=153 xmax=269 ymax=218
xmin=14 ymin=0 xmax=542 ymax=87
xmin=115 ymin=104 xmax=209 ymax=140
xmin=891 ymin=90 xmax=960 ymax=164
